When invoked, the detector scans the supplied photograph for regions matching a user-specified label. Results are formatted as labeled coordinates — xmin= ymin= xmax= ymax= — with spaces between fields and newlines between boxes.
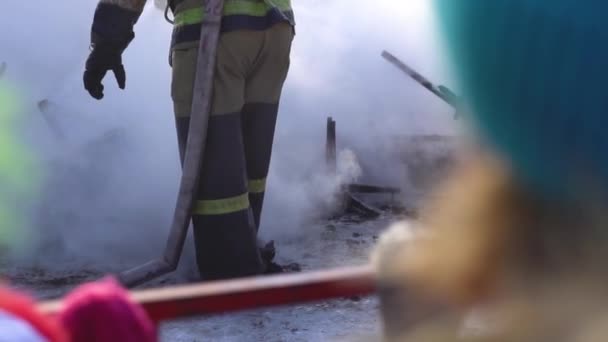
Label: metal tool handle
xmin=119 ymin=0 xmax=225 ymax=287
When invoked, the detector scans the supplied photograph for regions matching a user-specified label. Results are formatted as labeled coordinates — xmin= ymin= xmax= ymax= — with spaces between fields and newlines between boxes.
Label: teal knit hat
xmin=435 ymin=1 xmax=608 ymax=197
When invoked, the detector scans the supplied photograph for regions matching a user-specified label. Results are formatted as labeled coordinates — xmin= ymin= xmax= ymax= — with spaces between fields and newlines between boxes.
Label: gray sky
xmin=0 ymin=1 xmax=459 ymax=268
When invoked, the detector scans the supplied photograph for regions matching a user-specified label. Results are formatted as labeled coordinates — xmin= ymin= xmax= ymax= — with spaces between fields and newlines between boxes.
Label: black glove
xmin=85 ymin=2 xmax=140 ymax=100
xmin=84 ymin=41 xmax=127 ymax=100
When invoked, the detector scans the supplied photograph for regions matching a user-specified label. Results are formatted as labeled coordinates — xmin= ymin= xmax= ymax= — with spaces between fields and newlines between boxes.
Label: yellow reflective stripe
xmin=264 ymin=0 xmax=291 ymax=12
xmin=223 ymin=0 xmax=292 ymax=14
xmin=224 ymin=1 xmax=273 ymax=16
xmin=174 ymin=0 xmax=291 ymax=26
xmin=193 ymin=193 xmax=250 ymax=215
xmin=248 ymin=178 xmax=267 ymax=194
xmin=174 ymin=8 xmax=204 ymax=26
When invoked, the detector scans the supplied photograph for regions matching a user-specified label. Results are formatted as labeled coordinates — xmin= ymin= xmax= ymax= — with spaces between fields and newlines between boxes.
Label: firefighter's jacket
xmin=91 ymin=0 xmax=294 ymax=51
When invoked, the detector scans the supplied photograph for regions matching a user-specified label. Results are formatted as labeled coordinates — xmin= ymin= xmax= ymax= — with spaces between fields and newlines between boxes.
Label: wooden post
xmin=326 ymin=117 xmax=337 ymax=174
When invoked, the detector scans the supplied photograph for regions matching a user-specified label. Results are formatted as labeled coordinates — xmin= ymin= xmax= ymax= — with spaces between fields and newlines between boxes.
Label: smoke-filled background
xmin=0 ymin=0 xmax=459 ymax=275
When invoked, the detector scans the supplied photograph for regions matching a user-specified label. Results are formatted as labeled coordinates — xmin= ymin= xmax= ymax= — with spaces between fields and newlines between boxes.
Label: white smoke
xmin=262 ymin=0 xmax=460 ymax=237
xmin=0 ymin=0 xmax=459 ymax=274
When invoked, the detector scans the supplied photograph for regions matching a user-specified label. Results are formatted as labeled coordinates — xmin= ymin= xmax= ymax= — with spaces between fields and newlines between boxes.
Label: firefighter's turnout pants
xmin=171 ymin=23 xmax=294 ymax=280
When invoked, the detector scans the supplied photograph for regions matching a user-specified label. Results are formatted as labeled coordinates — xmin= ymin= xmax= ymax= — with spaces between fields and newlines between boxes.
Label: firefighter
xmin=373 ymin=1 xmax=608 ymax=341
xmin=83 ymin=0 xmax=294 ymax=280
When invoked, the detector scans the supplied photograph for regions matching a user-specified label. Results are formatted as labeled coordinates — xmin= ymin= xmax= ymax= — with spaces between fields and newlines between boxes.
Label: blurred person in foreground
xmin=1 ymin=73 xmax=58 ymax=341
xmin=0 ymin=287 xmax=67 ymax=342
xmin=0 ymin=79 xmax=38 ymax=254
xmin=373 ymin=1 xmax=608 ymax=341
xmin=59 ymin=277 xmax=156 ymax=342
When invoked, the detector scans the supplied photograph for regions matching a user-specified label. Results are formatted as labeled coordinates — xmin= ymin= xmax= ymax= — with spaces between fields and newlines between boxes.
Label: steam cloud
xmin=0 ymin=0 xmax=458 ymax=274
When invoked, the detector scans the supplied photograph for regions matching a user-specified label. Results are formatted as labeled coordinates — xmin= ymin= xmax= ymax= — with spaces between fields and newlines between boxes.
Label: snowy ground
xmin=4 ymin=213 xmax=406 ymax=341
xmin=159 ymin=214 xmax=395 ymax=342
xmin=1 ymin=131 xmax=457 ymax=341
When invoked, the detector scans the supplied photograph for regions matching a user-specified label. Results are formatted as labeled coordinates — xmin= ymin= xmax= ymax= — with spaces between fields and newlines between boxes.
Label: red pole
xmin=40 ymin=265 xmax=376 ymax=322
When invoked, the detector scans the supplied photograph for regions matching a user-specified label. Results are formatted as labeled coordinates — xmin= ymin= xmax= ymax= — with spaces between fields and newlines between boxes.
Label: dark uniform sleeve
xmin=91 ymin=0 xmax=148 ymax=50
